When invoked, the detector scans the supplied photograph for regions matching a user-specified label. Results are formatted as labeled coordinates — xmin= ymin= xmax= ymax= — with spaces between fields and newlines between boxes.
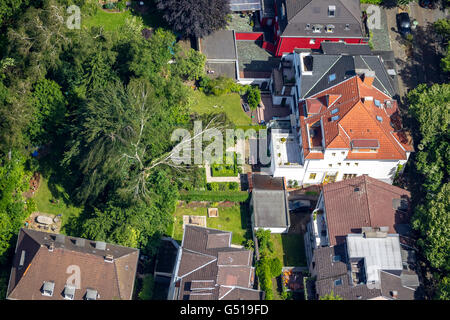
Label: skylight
xmin=333 ymin=255 xmax=341 ymax=262
xmin=331 ymin=115 xmax=339 ymax=121
xmin=376 ymin=115 xmax=383 ymax=122
xmin=331 ymin=108 xmax=339 ymax=115
xmin=328 ymin=74 xmax=336 ymax=82
xmin=374 ymin=99 xmax=381 ymax=107
xmin=335 ymin=278 xmax=343 ymax=286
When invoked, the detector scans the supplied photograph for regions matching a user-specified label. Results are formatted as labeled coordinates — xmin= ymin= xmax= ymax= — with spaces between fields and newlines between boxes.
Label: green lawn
xmin=172 ymin=203 xmax=251 ymax=245
xmin=33 ymin=176 xmax=83 ymax=232
xmin=190 ymin=90 xmax=252 ymax=126
xmin=83 ymin=9 xmax=133 ymax=31
xmin=271 ymin=233 xmax=307 ymax=267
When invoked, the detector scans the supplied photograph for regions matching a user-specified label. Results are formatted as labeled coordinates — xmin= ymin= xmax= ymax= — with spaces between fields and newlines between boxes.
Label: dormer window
xmin=63 ymin=284 xmax=76 ymax=300
xmin=334 ymin=278 xmax=342 ymax=286
xmin=42 ymin=281 xmax=55 ymax=296
xmin=345 ymin=24 xmax=350 ymax=30
xmin=326 ymin=25 xmax=335 ymax=33
xmin=85 ymin=288 xmax=98 ymax=300
xmin=305 ymin=24 xmax=311 ymax=30
xmin=312 ymin=25 xmax=322 ymax=33
xmin=331 ymin=107 xmax=339 ymax=115
xmin=328 ymin=5 xmax=336 ymax=17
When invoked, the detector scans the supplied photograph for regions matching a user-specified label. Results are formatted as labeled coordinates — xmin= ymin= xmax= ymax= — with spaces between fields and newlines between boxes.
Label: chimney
xmin=48 ymin=242 xmax=54 ymax=252
xmin=391 ymin=290 xmax=398 ymax=299
xmin=362 ymin=70 xmax=375 ymax=87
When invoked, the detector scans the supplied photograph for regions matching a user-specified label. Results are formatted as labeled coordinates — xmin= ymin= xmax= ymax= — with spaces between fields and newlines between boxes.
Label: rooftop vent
xmin=55 ymin=234 xmax=65 ymax=244
xmin=85 ymin=288 xmax=98 ymax=300
xmin=63 ymin=284 xmax=76 ymax=300
xmin=19 ymin=250 xmax=26 ymax=268
xmin=362 ymin=226 xmax=388 ymax=238
xmin=354 ymin=187 xmax=360 ymax=192
xmin=42 ymin=281 xmax=55 ymax=296
xmin=75 ymin=238 xmax=86 ymax=247
xmin=48 ymin=242 xmax=55 ymax=252
xmin=391 ymin=290 xmax=398 ymax=299
xmin=104 ymin=254 xmax=114 ymax=263
xmin=95 ymin=241 xmax=106 ymax=250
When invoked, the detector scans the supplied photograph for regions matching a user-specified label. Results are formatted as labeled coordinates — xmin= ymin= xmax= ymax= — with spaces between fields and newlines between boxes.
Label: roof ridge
xmin=363 ymin=175 xmax=372 ymax=227
xmin=113 ymin=260 xmax=123 ymax=300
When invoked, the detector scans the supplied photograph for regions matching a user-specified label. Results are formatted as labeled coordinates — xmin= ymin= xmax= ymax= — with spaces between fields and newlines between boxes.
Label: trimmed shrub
xmin=179 ymin=190 xmax=249 ymax=202
xmin=269 ymin=257 xmax=282 ymax=277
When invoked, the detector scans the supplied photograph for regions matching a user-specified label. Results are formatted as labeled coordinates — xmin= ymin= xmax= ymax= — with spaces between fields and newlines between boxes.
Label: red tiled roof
xmin=299 ymin=76 xmax=413 ymax=160
xmin=322 ymin=175 xmax=411 ymax=246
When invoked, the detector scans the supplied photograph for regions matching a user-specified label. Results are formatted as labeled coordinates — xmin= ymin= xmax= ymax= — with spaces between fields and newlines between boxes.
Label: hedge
xmin=179 ymin=190 xmax=249 ymax=202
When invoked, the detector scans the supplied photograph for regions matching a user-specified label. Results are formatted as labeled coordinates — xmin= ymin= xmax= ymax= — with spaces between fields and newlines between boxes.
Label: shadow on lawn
xmin=239 ymin=201 xmax=253 ymax=246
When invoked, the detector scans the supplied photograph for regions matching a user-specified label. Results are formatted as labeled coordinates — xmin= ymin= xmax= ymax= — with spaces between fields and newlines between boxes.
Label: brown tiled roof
xmin=220 ymin=287 xmax=265 ymax=300
xmin=313 ymin=245 xmax=348 ymax=281
xmin=315 ymin=274 xmax=382 ymax=300
xmin=175 ymin=225 xmax=262 ymax=300
xmin=6 ymin=228 xmax=139 ymax=300
xmin=322 ymin=175 xmax=411 ymax=246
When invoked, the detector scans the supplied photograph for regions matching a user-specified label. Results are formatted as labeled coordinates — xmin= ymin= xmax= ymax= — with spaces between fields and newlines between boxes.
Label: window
xmin=312 ymin=25 xmax=322 ymax=33
xmin=333 ymin=255 xmax=341 ymax=262
xmin=309 ymin=173 xmax=317 ymax=180
xmin=326 ymin=25 xmax=335 ymax=33
xmin=376 ymin=115 xmax=383 ymax=122
xmin=346 ymin=163 xmax=350 ymax=166
xmin=331 ymin=108 xmax=339 ymax=114
xmin=309 ymin=38 xmax=316 ymax=44
xmin=328 ymin=164 xmax=332 ymax=167
xmin=334 ymin=278 xmax=342 ymax=286
xmin=328 ymin=5 xmax=336 ymax=17
xmin=343 ymin=174 xmax=357 ymax=180
xmin=332 ymin=153 xmax=336 ymax=156
xmin=355 ymin=163 xmax=359 ymax=166
xmin=331 ymin=115 xmax=339 ymax=121
xmin=328 ymin=74 xmax=336 ymax=82
xmin=337 ymin=162 xmax=342 ymax=166
xmin=374 ymin=99 xmax=381 ymax=107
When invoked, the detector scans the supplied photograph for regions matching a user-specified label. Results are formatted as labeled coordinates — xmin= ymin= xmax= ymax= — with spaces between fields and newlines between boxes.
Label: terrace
xmin=307 ymin=121 xmax=323 ymax=151
xmin=271 ymin=130 xmax=303 ymax=168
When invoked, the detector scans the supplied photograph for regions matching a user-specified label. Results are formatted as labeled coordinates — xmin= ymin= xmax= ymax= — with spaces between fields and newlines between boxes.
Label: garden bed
xmin=172 ymin=202 xmax=251 ymax=245
xmin=211 ymin=153 xmax=241 ymax=177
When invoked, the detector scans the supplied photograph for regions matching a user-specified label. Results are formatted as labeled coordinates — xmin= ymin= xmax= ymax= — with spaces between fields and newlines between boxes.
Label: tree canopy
xmin=156 ymin=0 xmax=230 ymax=38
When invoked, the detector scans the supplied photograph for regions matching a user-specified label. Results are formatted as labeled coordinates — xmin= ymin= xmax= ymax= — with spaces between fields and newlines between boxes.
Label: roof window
xmin=42 ymin=281 xmax=55 ymax=296
xmin=328 ymin=5 xmax=336 ymax=17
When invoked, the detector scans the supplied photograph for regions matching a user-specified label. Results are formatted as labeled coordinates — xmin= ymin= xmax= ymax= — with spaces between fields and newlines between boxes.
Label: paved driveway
xmin=384 ymin=3 xmax=449 ymax=99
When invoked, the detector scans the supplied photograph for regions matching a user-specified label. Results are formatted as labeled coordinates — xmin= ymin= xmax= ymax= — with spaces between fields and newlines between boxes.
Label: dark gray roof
xmin=299 ymin=52 xmax=396 ymax=98
xmin=251 ymin=182 xmax=290 ymax=229
xmin=276 ymin=0 xmax=364 ymax=38
xmin=229 ymin=0 xmax=262 ymax=11
xmin=200 ymin=30 xmax=237 ymax=61
xmin=313 ymin=245 xmax=348 ymax=281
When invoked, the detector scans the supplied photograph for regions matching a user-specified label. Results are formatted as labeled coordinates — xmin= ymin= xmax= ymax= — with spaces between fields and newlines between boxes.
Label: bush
xmin=25 ymin=198 xmax=37 ymax=215
xmin=256 ymin=257 xmax=273 ymax=300
xmin=228 ymin=182 xmax=239 ymax=191
xmin=138 ymin=275 xmax=154 ymax=300
xmin=269 ymin=257 xmax=282 ymax=277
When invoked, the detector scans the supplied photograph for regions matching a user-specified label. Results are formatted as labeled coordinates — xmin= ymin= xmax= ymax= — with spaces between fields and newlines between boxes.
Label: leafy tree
xmin=436 ymin=276 xmax=450 ymax=300
xmin=0 ymin=152 xmax=29 ymax=263
xmin=319 ymin=290 xmax=344 ymax=300
xmin=172 ymin=48 xmax=206 ymax=81
xmin=27 ymin=79 xmax=67 ymax=145
xmin=413 ymin=183 xmax=450 ymax=271
xmin=247 ymin=86 xmax=261 ymax=111
xmin=0 ymin=0 xmax=29 ymax=26
xmin=156 ymin=0 xmax=230 ymax=38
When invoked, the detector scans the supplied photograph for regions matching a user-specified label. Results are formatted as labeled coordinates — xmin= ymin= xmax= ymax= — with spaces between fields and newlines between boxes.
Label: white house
xmin=268 ymin=46 xmax=413 ymax=186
